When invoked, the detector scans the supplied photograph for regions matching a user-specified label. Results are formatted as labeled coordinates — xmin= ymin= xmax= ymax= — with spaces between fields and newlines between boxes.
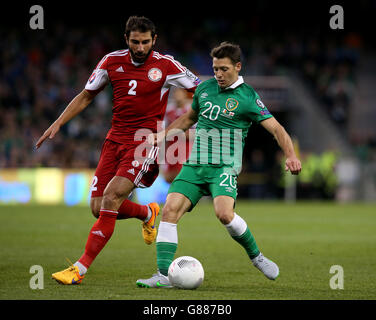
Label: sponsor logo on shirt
xmin=220 ymin=109 xmax=235 ymax=119
xmin=127 ymin=168 xmax=135 ymax=175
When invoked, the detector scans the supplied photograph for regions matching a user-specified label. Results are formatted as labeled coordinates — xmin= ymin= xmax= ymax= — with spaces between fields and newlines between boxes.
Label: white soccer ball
xmin=168 ymin=256 xmax=204 ymax=289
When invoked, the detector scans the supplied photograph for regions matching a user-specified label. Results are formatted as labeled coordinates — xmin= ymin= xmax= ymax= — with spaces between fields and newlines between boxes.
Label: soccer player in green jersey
xmin=137 ymin=42 xmax=302 ymax=288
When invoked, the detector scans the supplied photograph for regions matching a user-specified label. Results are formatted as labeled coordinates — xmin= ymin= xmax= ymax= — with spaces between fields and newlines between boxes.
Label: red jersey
xmin=85 ymin=49 xmax=200 ymax=144
xmin=165 ymin=101 xmax=192 ymax=126
xmin=164 ymin=100 xmax=195 ymax=166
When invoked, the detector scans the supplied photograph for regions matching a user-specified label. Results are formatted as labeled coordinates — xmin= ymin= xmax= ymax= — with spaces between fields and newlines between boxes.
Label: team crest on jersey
xmin=132 ymin=160 xmax=140 ymax=168
xmin=225 ymin=98 xmax=239 ymax=111
xmin=148 ymin=68 xmax=162 ymax=82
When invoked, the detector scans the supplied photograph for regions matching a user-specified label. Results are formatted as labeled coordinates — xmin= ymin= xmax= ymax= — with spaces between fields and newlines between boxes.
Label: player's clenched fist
xmin=285 ymin=156 xmax=302 ymax=175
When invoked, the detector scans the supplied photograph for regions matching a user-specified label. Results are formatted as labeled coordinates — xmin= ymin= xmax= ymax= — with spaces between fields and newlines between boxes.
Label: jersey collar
xmin=220 ymin=76 xmax=244 ymax=91
xmin=128 ymin=50 xmax=154 ymax=67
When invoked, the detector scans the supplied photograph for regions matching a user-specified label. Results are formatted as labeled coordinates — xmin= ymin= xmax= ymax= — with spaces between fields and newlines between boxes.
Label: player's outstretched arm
xmin=35 ymin=89 xmax=97 ymax=149
xmin=260 ymin=117 xmax=302 ymax=175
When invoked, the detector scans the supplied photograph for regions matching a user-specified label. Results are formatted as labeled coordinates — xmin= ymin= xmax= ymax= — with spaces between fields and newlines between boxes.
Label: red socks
xmin=78 ymin=209 xmax=117 ymax=269
xmin=116 ymin=199 xmax=148 ymax=221
xmin=78 ymin=201 xmax=148 ymax=269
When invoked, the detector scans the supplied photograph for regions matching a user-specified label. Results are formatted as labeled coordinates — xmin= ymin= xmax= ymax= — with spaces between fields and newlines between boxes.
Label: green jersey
xmin=186 ymin=76 xmax=273 ymax=174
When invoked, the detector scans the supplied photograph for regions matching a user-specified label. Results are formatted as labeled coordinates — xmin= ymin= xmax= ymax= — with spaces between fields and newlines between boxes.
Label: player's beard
xmin=129 ymin=47 xmax=153 ymax=64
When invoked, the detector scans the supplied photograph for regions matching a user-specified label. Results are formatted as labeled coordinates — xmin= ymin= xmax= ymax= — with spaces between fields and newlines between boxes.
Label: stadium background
xmin=1 ymin=1 xmax=375 ymax=204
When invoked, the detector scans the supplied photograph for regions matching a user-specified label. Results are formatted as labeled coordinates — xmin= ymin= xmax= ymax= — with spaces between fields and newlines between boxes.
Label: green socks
xmin=232 ymin=227 xmax=260 ymax=259
xmin=156 ymin=242 xmax=177 ymax=276
xmin=155 ymin=215 xmax=260 ymax=277
xmin=225 ymin=213 xmax=260 ymax=260
xmin=156 ymin=226 xmax=260 ymax=276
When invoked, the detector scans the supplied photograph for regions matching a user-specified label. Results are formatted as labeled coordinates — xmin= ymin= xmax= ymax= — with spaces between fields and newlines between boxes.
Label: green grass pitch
xmin=0 ymin=201 xmax=375 ymax=300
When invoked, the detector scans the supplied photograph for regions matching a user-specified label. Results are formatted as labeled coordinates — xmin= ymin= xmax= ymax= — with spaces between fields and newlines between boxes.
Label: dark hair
xmin=125 ymin=16 xmax=156 ymax=38
xmin=210 ymin=42 xmax=242 ymax=65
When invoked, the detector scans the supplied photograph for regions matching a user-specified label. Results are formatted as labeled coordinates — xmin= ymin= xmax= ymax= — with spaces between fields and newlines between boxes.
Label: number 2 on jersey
xmin=128 ymin=80 xmax=137 ymax=95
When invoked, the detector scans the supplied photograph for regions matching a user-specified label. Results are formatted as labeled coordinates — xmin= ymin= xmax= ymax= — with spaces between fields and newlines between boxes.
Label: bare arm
xmin=148 ymin=108 xmax=198 ymax=145
xmin=260 ymin=117 xmax=302 ymax=175
xmin=165 ymin=108 xmax=198 ymax=137
xmin=35 ymin=89 xmax=97 ymax=149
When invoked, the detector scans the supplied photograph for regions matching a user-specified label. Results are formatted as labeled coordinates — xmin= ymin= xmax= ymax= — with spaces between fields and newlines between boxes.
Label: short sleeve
xmin=248 ymin=93 xmax=273 ymax=123
xmin=165 ymin=56 xmax=201 ymax=91
xmin=84 ymin=55 xmax=110 ymax=92
xmin=191 ymin=88 xmax=200 ymax=113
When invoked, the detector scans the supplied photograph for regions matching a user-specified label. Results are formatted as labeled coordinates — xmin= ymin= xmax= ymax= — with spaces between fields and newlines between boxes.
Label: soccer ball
xmin=168 ymin=256 xmax=204 ymax=289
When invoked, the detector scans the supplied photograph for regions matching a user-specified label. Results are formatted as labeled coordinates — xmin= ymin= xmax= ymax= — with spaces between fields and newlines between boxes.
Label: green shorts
xmin=168 ymin=164 xmax=238 ymax=211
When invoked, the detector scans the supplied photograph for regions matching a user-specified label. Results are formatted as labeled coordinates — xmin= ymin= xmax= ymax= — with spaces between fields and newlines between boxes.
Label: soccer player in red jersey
xmin=162 ymin=88 xmax=195 ymax=183
xmin=35 ymin=16 xmax=200 ymax=284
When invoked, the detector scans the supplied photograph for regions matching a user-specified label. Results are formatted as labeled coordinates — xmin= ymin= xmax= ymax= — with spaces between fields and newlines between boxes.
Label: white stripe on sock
xmin=156 ymin=221 xmax=178 ymax=244
xmin=144 ymin=205 xmax=152 ymax=222
xmin=74 ymin=261 xmax=87 ymax=276
xmin=225 ymin=212 xmax=247 ymax=237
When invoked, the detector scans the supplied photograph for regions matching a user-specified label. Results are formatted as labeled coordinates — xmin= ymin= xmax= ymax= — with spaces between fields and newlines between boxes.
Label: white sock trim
xmin=144 ymin=205 xmax=152 ymax=222
xmin=225 ymin=212 xmax=247 ymax=237
xmin=156 ymin=221 xmax=178 ymax=244
xmin=74 ymin=261 xmax=87 ymax=276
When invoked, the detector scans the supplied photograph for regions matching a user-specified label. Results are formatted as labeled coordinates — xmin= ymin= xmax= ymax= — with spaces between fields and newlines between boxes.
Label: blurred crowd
xmin=0 ymin=20 xmax=365 ymax=173
xmin=238 ymin=149 xmax=339 ymax=200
